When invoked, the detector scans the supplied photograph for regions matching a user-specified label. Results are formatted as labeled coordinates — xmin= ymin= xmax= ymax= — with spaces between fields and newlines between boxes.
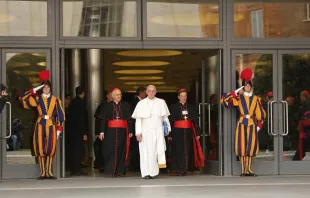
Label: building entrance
xmin=0 ymin=49 xmax=51 ymax=179
xmin=231 ymin=50 xmax=310 ymax=175
xmin=61 ymin=49 xmax=223 ymax=177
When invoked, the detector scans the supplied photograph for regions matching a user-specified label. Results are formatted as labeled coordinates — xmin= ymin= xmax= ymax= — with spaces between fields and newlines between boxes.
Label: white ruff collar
xmin=244 ymin=91 xmax=253 ymax=97
xmin=43 ymin=93 xmax=51 ymax=98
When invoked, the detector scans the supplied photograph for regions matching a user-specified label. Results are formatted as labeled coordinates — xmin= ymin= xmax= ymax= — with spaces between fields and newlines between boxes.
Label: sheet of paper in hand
xmin=163 ymin=121 xmax=169 ymax=135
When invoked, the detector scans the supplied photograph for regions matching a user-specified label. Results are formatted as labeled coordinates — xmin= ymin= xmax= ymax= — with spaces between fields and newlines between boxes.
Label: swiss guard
xmin=19 ymin=70 xmax=65 ymax=180
xmin=221 ymin=68 xmax=266 ymax=176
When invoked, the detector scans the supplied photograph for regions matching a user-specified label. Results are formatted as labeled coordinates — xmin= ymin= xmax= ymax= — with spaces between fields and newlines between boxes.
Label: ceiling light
xmin=37 ymin=62 xmax=47 ymax=67
xmin=133 ymin=85 xmax=179 ymax=89
xmin=14 ymin=71 xmax=38 ymax=75
xmin=156 ymin=89 xmax=178 ymax=93
xmin=114 ymin=70 xmax=164 ymax=74
xmin=124 ymin=90 xmax=136 ymax=93
xmin=118 ymin=76 xmax=163 ymax=80
xmin=116 ymin=50 xmax=182 ymax=57
xmin=32 ymin=53 xmax=46 ymax=57
xmin=125 ymin=81 xmax=165 ymax=85
xmin=8 ymin=62 xmax=31 ymax=67
xmin=125 ymin=89 xmax=177 ymax=93
xmin=113 ymin=61 xmax=169 ymax=67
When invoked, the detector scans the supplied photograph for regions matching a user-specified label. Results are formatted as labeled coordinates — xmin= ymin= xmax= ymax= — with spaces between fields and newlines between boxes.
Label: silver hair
xmin=147 ymin=85 xmax=156 ymax=91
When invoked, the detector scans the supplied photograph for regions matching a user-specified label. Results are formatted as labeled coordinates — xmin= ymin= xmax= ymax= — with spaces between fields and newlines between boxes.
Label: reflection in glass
xmin=0 ymin=0 xmax=47 ymax=36
xmin=234 ymin=1 xmax=310 ymax=38
xmin=62 ymin=0 xmax=137 ymax=37
xmin=235 ymin=53 xmax=273 ymax=161
xmin=282 ymin=54 xmax=310 ymax=161
xmin=147 ymin=0 xmax=219 ymax=38
xmin=6 ymin=53 xmax=47 ymax=164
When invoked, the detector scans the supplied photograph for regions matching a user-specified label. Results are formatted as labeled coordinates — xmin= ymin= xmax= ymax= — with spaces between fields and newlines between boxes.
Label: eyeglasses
xmin=114 ymin=94 xmax=122 ymax=96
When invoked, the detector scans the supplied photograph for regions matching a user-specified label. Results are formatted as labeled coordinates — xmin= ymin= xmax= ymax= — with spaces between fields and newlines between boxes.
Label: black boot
xmin=37 ymin=176 xmax=45 ymax=180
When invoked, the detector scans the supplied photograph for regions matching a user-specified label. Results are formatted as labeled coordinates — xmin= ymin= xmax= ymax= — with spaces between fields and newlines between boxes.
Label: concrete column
xmin=70 ymin=49 xmax=82 ymax=97
xmin=86 ymin=49 xmax=103 ymax=158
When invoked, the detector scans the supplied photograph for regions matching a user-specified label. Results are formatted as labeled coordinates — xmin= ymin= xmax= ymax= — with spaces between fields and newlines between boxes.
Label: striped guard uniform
xmin=19 ymin=91 xmax=65 ymax=178
xmin=221 ymin=91 xmax=266 ymax=174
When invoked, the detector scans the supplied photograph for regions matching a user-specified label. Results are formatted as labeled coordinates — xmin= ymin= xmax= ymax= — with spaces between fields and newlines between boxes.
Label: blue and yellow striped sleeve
xmin=55 ymin=98 xmax=66 ymax=131
xmin=255 ymin=97 xmax=266 ymax=123
xmin=19 ymin=91 xmax=38 ymax=109
xmin=220 ymin=91 xmax=239 ymax=108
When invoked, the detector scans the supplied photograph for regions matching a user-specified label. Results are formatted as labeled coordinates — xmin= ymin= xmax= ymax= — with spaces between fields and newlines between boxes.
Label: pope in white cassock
xmin=132 ymin=85 xmax=171 ymax=179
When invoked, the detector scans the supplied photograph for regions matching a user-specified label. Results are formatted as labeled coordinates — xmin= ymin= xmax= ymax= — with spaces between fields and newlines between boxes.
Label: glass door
xmin=278 ymin=50 xmax=310 ymax=174
xmin=199 ymin=50 xmax=222 ymax=175
xmin=0 ymin=49 xmax=50 ymax=179
xmin=232 ymin=50 xmax=279 ymax=175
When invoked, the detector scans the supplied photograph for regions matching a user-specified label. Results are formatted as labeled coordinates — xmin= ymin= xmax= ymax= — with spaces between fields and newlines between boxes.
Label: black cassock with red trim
xmin=169 ymin=92 xmax=204 ymax=175
xmin=98 ymin=101 xmax=133 ymax=176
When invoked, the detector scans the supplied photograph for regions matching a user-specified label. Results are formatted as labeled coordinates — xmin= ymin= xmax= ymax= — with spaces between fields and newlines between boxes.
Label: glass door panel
xmin=279 ymin=51 xmax=310 ymax=174
xmin=232 ymin=50 xmax=278 ymax=175
xmin=200 ymin=50 xmax=222 ymax=175
xmin=1 ymin=49 xmax=50 ymax=179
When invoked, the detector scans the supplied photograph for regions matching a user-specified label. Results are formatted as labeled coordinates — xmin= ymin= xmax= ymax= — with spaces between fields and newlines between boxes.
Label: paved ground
xmin=1 ymin=175 xmax=310 ymax=198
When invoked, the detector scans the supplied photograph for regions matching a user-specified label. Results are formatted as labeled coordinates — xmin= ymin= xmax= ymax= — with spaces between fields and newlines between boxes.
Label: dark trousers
xmin=69 ymin=138 xmax=84 ymax=174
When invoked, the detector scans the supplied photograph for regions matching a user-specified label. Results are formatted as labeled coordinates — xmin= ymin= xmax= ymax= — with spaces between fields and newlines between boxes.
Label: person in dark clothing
xmin=0 ymin=84 xmax=8 ymax=114
xmin=129 ymin=87 xmax=146 ymax=172
xmin=169 ymin=88 xmax=203 ymax=176
xmin=67 ymin=86 xmax=88 ymax=175
xmin=97 ymin=88 xmax=133 ymax=177
xmin=93 ymin=89 xmax=113 ymax=173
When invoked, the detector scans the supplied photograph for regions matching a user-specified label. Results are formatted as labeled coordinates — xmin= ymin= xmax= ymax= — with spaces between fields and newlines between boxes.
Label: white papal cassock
xmin=132 ymin=97 xmax=171 ymax=178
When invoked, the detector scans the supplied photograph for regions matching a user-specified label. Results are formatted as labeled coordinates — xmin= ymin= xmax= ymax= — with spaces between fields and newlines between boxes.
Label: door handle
xmin=280 ymin=101 xmax=289 ymax=136
xmin=207 ymin=103 xmax=211 ymax=136
xmin=4 ymin=102 xmax=12 ymax=139
xmin=199 ymin=103 xmax=210 ymax=136
xmin=267 ymin=101 xmax=277 ymax=136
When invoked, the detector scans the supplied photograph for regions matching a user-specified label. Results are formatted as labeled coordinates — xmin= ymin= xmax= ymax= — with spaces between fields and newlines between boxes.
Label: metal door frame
xmin=278 ymin=50 xmax=310 ymax=175
xmin=200 ymin=49 xmax=223 ymax=175
xmin=0 ymin=48 xmax=51 ymax=179
xmin=231 ymin=49 xmax=279 ymax=176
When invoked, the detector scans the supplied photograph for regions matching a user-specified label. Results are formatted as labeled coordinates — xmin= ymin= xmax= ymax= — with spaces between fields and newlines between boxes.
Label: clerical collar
xmin=244 ymin=91 xmax=253 ymax=97
xmin=147 ymin=97 xmax=155 ymax=101
xmin=43 ymin=93 xmax=51 ymax=98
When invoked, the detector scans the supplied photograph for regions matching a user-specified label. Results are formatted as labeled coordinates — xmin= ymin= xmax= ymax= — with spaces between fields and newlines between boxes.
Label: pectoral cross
xmin=116 ymin=116 xmax=120 ymax=120
xmin=184 ymin=115 xmax=188 ymax=120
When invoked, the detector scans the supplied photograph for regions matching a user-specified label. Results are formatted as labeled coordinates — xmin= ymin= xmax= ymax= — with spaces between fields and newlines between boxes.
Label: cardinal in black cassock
xmin=169 ymin=88 xmax=204 ymax=176
xmin=97 ymin=88 xmax=133 ymax=177
xmin=93 ymin=89 xmax=113 ymax=172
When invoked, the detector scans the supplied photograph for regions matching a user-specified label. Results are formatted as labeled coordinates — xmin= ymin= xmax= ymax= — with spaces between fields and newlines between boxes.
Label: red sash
xmin=107 ymin=120 xmax=130 ymax=166
xmin=173 ymin=120 xmax=204 ymax=168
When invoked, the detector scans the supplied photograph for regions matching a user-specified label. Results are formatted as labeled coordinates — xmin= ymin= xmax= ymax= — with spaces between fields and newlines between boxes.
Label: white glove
xmin=257 ymin=127 xmax=260 ymax=132
xmin=234 ymin=86 xmax=244 ymax=95
xmin=57 ymin=131 xmax=61 ymax=139
xmin=33 ymin=84 xmax=44 ymax=93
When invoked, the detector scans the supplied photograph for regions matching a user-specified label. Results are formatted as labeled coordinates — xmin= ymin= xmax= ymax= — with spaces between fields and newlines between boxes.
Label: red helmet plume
xmin=38 ymin=70 xmax=50 ymax=82
xmin=240 ymin=68 xmax=253 ymax=82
